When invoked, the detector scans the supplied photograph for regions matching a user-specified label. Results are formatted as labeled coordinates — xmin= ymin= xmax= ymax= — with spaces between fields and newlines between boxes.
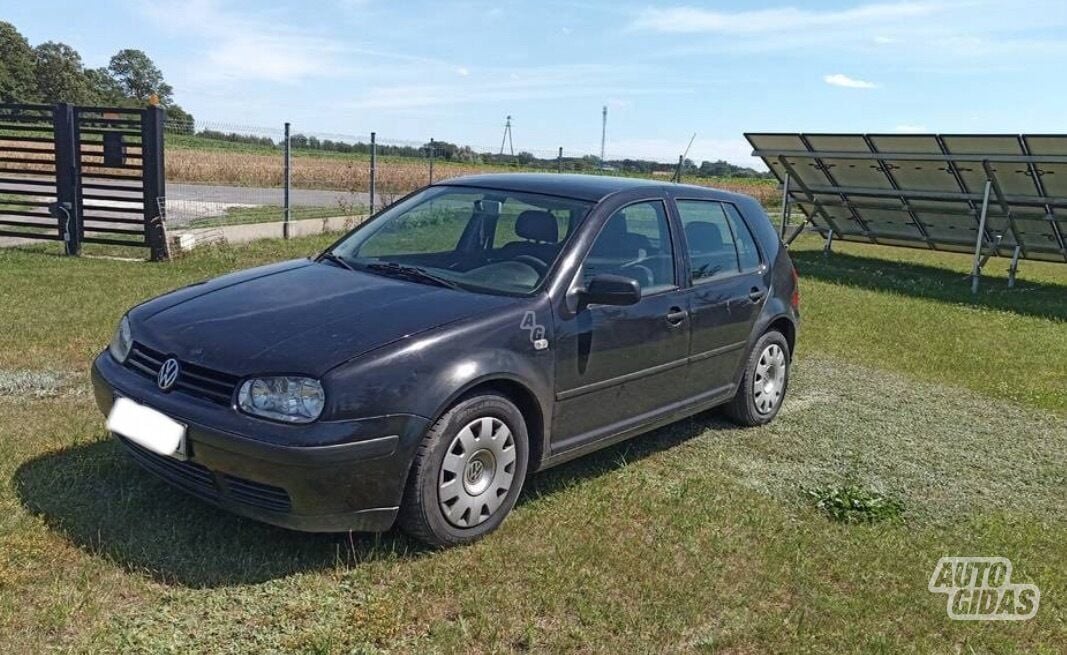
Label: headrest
xmin=685 ymin=222 xmax=723 ymax=253
xmin=515 ymin=210 xmax=558 ymax=243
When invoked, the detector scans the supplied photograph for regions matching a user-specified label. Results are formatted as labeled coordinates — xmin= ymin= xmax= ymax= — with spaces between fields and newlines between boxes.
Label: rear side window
xmin=677 ymin=200 xmax=762 ymax=282
xmin=725 ymin=204 xmax=762 ymax=272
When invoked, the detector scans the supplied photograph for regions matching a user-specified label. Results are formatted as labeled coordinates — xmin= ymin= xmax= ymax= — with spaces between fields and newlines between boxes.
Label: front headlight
xmin=237 ymin=377 xmax=325 ymax=423
xmin=108 ymin=315 xmax=133 ymax=364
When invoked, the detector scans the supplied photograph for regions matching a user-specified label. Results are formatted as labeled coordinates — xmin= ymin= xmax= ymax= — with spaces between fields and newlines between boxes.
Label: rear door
xmin=551 ymin=199 xmax=691 ymax=450
xmin=674 ymin=199 xmax=768 ymax=393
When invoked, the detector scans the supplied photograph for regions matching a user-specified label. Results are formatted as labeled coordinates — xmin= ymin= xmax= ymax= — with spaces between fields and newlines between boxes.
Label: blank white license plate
xmin=107 ymin=397 xmax=187 ymax=459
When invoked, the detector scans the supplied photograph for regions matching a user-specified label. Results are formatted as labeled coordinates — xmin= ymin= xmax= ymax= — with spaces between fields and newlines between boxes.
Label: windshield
xmin=329 ymin=186 xmax=594 ymax=295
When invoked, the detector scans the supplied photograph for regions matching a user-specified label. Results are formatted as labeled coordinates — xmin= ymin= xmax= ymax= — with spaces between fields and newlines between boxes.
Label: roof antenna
xmin=673 ymin=133 xmax=697 ymax=183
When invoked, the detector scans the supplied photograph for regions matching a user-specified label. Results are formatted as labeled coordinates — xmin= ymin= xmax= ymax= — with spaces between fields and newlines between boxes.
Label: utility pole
xmin=600 ymin=105 xmax=607 ymax=168
xmin=499 ymin=115 xmax=514 ymax=156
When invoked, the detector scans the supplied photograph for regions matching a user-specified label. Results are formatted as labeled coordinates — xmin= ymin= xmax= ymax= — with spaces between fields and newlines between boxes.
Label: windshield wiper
xmin=365 ymin=262 xmax=460 ymax=289
xmin=318 ymin=251 xmax=355 ymax=272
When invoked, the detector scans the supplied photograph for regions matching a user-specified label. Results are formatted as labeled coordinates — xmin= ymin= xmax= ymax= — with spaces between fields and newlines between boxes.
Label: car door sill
xmin=543 ymin=383 xmax=736 ymax=469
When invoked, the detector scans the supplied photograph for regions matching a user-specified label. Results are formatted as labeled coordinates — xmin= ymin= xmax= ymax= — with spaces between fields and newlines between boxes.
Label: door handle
xmin=666 ymin=307 xmax=688 ymax=326
xmin=748 ymin=288 xmax=767 ymax=303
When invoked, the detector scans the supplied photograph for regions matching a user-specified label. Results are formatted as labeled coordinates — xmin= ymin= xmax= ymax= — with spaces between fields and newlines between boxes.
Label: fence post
xmin=557 ymin=147 xmax=563 ymax=173
xmin=428 ymin=138 xmax=435 ymax=184
xmin=283 ymin=122 xmax=292 ymax=239
xmin=369 ymin=131 xmax=376 ymax=214
xmin=52 ymin=103 xmax=81 ymax=257
xmin=141 ymin=105 xmax=168 ymax=261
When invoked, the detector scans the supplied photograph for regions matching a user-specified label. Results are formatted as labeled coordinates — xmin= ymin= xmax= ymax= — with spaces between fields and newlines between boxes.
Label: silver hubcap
xmin=753 ymin=344 xmax=786 ymax=414
xmin=439 ymin=416 xmax=516 ymax=528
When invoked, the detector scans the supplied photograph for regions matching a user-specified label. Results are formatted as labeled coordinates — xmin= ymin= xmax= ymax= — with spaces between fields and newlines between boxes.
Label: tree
xmin=0 ymin=21 xmax=38 ymax=102
xmin=34 ymin=41 xmax=91 ymax=103
xmin=108 ymin=49 xmax=172 ymax=103
xmin=84 ymin=67 xmax=126 ymax=105
xmin=165 ymin=104 xmax=195 ymax=134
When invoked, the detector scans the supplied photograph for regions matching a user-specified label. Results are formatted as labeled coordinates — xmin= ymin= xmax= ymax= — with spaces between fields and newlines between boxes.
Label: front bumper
xmin=92 ymin=352 xmax=430 ymax=532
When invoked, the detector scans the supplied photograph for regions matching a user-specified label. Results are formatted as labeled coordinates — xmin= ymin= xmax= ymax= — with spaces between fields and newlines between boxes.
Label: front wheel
xmin=724 ymin=330 xmax=791 ymax=427
xmin=398 ymin=393 xmax=529 ymax=548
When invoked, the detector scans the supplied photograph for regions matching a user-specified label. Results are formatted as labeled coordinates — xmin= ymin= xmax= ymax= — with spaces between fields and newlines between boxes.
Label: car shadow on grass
xmin=13 ymin=412 xmax=734 ymax=589
xmin=792 ymin=250 xmax=1067 ymax=322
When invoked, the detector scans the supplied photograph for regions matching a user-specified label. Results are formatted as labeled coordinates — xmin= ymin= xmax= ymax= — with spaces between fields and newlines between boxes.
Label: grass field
xmin=0 ymin=234 xmax=1065 ymax=652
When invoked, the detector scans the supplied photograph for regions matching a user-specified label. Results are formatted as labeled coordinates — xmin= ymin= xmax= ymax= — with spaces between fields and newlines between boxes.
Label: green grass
xmin=0 ymin=235 xmax=1065 ymax=652
xmin=789 ymin=233 xmax=1067 ymax=412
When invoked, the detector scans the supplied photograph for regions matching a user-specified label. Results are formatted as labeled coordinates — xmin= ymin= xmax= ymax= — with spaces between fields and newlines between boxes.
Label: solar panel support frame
xmin=970 ymin=180 xmax=994 ymax=294
xmin=1008 ymin=245 xmax=1022 ymax=288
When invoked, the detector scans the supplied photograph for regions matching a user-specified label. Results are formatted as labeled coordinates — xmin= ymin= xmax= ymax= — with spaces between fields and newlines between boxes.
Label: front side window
xmin=677 ymin=200 xmax=761 ymax=282
xmin=582 ymin=200 xmax=676 ymax=293
xmin=331 ymin=186 xmax=593 ymax=295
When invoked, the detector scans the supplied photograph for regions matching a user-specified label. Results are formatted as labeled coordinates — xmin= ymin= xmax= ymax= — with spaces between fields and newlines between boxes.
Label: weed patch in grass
xmin=804 ymin=482 xmax=906 ymax=524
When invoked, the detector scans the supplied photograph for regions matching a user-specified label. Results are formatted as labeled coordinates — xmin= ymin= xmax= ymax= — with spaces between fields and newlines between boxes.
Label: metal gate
xmin=0 ymin=102 xmax=167 ymax=260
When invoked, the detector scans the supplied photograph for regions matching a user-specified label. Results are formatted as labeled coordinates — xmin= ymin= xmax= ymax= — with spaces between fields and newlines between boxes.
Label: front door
xmin=551 ymin=199 xmax=691 ymax=451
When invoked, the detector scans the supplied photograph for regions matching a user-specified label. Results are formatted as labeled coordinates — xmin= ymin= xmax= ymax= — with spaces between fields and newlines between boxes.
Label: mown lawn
xmin=0 ymin=235 xmax=1065 ymax=653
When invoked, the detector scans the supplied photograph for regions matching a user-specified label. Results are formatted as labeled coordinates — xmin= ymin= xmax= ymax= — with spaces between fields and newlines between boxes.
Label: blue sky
xmin=8 ymin=0 xmax=1067 ymax=167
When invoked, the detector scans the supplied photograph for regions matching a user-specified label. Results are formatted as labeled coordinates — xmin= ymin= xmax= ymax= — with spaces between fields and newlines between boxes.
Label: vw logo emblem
xmin=157 ymin=358 xmax=181 ymax=391
xmin=466 ymin=460 xmax=484 ymax=483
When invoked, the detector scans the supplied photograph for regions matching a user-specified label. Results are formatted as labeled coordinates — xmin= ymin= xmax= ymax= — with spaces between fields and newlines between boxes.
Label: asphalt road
xmin=1 ymin=182 xmax=374 ymax=240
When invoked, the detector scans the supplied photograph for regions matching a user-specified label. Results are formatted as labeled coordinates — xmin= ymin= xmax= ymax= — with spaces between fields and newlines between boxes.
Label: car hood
xmin=131 ymin=259 xmax=519 ymax=377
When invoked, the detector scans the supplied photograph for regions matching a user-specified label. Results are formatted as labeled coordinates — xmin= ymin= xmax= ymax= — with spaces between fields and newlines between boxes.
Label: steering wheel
xmin=513 ymin=255 xmax=548 ymax=275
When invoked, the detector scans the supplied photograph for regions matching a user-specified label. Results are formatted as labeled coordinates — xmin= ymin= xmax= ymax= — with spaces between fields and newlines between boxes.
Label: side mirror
xmin=581 ymin=274 xmax=642 ymax=307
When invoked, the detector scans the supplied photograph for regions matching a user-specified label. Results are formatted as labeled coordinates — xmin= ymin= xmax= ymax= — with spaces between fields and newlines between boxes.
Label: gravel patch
xmin=0 ymin=370 xmax=77 ymax=398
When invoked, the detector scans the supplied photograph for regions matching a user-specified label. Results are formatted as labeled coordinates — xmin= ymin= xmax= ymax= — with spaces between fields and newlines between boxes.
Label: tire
xmin=724 ymin=330 xmax=791 ymax=427
xmin=398 ymin=393 xmax=529 ymax=548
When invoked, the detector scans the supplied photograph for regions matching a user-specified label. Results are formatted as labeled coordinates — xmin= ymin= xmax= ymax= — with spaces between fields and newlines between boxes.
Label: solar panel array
xmin=745 ymin=133 xmax=1067 ymax=263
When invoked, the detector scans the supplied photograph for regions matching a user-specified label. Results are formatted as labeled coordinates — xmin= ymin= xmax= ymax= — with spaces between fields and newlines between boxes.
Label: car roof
xmin=437 ymin=173 xmax=741 ymax=203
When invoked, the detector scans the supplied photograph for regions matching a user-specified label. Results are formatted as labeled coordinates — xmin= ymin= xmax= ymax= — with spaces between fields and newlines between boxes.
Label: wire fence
xmin=161 ymin=117 xmax=779 ymax=239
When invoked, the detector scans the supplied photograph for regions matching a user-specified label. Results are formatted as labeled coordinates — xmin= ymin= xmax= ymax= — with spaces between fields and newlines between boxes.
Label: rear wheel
xmin=398 ymin=393 xmax=529 ymax=548
xmin=725 ymin=330 xmax=791 ymax=427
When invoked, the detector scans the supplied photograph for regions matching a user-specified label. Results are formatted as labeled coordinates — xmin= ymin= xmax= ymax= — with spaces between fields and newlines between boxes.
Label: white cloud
xmin=874 ymin=35 xmax=896 ymax=44
xmin=632 ymin=2 xmax=940 ymax=34
xmin=456 ymin=67 xmax=471 ymax=77
xmin=895 ymin=124 xmax=928 ymax=133
xmin=139 ymin=0 xmax=346 ymax=82
xmin=824 ymin=73 xmax=878 ymax=89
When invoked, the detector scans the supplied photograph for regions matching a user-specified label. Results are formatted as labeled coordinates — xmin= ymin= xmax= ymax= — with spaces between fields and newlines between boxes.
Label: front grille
xmin=125 ymin=343 xmax=239 ymax=406
xmin=119 ymin=438 xmax=292 ymax=514
xmin=121 ymin=438 xmax=220 ymax=503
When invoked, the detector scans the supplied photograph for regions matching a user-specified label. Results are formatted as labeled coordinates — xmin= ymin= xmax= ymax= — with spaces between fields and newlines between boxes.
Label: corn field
xmin=166 ymin=148 xmax=780 ymax=206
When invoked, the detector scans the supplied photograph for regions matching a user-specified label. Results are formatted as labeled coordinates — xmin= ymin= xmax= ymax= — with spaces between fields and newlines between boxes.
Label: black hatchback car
xmin=92 ymin=174 xmax=799 ymax=547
